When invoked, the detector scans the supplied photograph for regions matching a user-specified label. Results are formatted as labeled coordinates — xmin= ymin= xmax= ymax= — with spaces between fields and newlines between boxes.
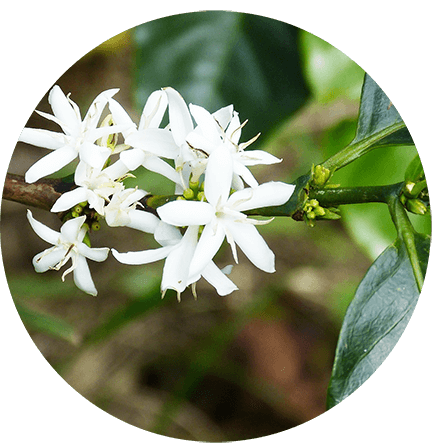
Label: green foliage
xmin=322 ymin=74 xmax=413 ymax=173
xmin=323 ymin=74 xmax=431 ymax=409
xmin=327 ymin=233 xmax=430 ymax=408
xmin=133 ymin=11 xmax=310 ymax=142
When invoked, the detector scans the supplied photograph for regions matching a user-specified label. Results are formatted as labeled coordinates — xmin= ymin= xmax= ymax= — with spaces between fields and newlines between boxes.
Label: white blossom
xmin=112 ymin=220 xmax=238 ymax=300
xmin=164 ymin=87 xmax=282 ymax=189
xmin=20 ymin=85 xmax=124 ymax=183
xmin=27 ymin=210 xmax=109 ymax=296
xmin=157 ymin=145 xmax=295 ymax=279
xmin=108 ymin=91 xmax=181 ymax=185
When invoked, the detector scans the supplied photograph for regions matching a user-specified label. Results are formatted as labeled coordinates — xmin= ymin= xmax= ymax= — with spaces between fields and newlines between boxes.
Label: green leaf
xmin=322 ymin=74 xmax=414 ymax=172
xmin=133 ymin=11 xmax=310 ymax=142
xmin=327 ymin=232 xmax=430 ymax=409
xmin=405 ymin=154 xmax=425 ymax=182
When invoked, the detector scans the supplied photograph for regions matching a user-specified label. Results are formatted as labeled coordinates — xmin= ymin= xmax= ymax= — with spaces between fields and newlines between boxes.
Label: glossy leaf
xmin=327 ymin=232 xmax=430 ymax=408
xmin=133 ymin=11 xmax=310 ymax=142
xmin=322 ymin=74 xmax=414 ymax=172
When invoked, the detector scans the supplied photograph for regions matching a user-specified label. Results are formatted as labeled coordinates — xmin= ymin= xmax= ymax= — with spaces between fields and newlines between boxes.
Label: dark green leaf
xmin=353 ymin=73 xmax=413 ymax=148
xmin=322 ymin=74 xmax=415 ymax=172
xmin=405 ymin=154 xmax=425 ymax=182
xmin=133 ymin=11 xmax=310 ymax=142
xmin=327 ymin=232 xmax=430 ymax=409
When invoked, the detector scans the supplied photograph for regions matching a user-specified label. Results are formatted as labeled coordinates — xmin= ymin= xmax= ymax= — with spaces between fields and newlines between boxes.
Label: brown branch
xmin=2 ymin=173 xmax=72 ymax=211
xmin=2 ymin=173 xmax=160 ymax=217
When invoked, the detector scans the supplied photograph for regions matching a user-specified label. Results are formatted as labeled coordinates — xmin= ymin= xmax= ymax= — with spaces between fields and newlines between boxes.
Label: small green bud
xmin=183 ymin=188 xmax=195 ymax=200
xmin=176 ymin=196 xmax=186 ymax=201
xmin=310 ymin=199 xmax=320 ymax=208
xmin=71 ymin=211 xmax=80 ymax=218
xmin=189 ymin=179 xmax=200 ymax=192
xmin=403 ymin=181 xmax=416 ymax=198
xmin=74 ymin=205 xmax=83 ymax=214
xmin=321 ymin=208 xmax=341 ymax=220
xmin=406 ymin=198 xmax=428 ymax=215
xmin=311 ymin=164 xmax=331 ymax=187
xmin=200 ymin=181 xmax=205 ymax=191
xmin=79 ymin=201 xmax=88 ymax=207
xmin=197 ymin=191 xmax=206 ymax=201
xmin=91 ymin=221 xmax=101 ymax=231
xmin=314 ymin=206 xmax=326 ymax=216
xmin=403 ymin=180 xmax=427 ymax=199
xmin=307 ymin=211 xmax=316 ymax=220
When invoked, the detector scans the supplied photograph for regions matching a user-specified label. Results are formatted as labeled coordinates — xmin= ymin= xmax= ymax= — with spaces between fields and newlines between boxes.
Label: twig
xmin=2 ymin=173 xmax=67 ymax=211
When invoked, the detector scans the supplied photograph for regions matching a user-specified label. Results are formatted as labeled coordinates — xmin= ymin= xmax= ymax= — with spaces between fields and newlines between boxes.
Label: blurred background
xmin=1 ymin=11 xmax=430 ymax=441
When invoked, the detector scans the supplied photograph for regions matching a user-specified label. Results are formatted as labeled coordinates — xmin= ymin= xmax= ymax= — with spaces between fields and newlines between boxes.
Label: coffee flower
xmin=20 ymin=85 xmax=124 ymax=183
xmin=157 ymin=145 xmax=295 ymax=279
xmin=27 ymin=210 xmax=109 ymax=296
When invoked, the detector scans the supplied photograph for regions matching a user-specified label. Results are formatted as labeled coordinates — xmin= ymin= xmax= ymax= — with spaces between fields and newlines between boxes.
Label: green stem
xmin=321 ymin=121 xmax=407 ymax=172
xmin=387 ymin=196 xmax=424 ymax=292
xmin=308 ymin=183 xmax=404 ymax=207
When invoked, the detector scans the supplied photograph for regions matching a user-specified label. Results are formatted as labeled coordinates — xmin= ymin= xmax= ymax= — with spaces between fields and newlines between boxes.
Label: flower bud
xmin=314 ymin=206 xmax=326 ymax=216
xmin=307 ymin=211 xmax=316 ymax=220
xmin=183 ymin=188 xmax=195 ymax=200
xmin=406 ymin=198 xmax=428 ymax=215
xmin=91 ymin=221 xmax=101 ymax=231
xmin=197 ymin=191 xmax=206 ymax=202
xmin=311 ymin=164 xmax=331 ymax=187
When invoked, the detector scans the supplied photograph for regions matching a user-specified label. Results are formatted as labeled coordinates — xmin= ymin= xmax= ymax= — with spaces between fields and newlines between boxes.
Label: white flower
xmin=27 ymin=210 xmax=109 ymax=296
xmin=112 ymin=220 xmax=238 ymax=300
xmin=164 ymin=87 xmax=282 ymax=189
xmin=50 ymin=160 xmax=131 ymax=215
xmin=20 ymin=85 xmax=124 ymax=183
xmin=157 ymin=145 xmax=295 ymax=279
xmin=104 ymin=187 xmax=159 ymax=232
xmin=108 ymin=91 xmax=181 ymax=185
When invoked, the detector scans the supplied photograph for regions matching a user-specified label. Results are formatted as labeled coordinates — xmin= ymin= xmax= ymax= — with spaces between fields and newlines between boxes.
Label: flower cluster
xmin=20 ymin=86 xmax=295 ymax=299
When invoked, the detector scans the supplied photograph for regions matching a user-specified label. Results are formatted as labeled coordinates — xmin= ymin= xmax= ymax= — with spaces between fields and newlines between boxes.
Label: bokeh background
xmin=1 ymin=11 xmax=430 ymax=441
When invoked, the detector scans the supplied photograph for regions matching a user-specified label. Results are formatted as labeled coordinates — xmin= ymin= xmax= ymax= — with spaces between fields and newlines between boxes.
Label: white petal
xmin=237 ymin=149 xmax=282 ymax=166
xmin=212 ymin=105 xmax=234 ymax=131
xmin=51 ymin=188 xmax=89 ymax=213
xmin=230 ymin=181 xmax=295 ymax=212
xmin=108 ymin=98 xmax=137 ymax=137
xmin=140 ymin=89 xmax=168 ymax=129
xmin=204 ymin=145 xmax=233 ymax=205
xmin=164 ymin=87 xmax=194 ymax=146
xmin=83 ymin=88 xmax=120 ymax=130
xmin=232 ymin=161 xmax=258 ymax=188
xmin=73 ymin=255 xmax=98 ymax=296
xmin=154 ymin=221 xmax=182 ymax=246
xmin=78 ymin=141 xmax=110 ymax=168
xmin=78 ymin=244 xmax=109 ymax=262
xmin=226 ymin=111 xmax=241 ymax=144
xmin=189 ymin=104 xmax=223 ymax=145
xmin=141 ymin=156 xmax=181 ymax=185
xmin=112 ymin=245 xmax=173 ymax=265
xmin=189 ymin=220 xmax=225 ymax=278
xmin=19 ymin=128 xmax=66 ymax=150
xmin=199 ymin=261 xmax=238 ymax=296
xmin=126 ymin=209 xmax=160 ymax=234
xmin=25 ymin=145 xmax=78 ymax=183
xmin=236 ymin=150 xmax=282 ymax=166
xmin=161 ymin=226 xmax=198 ymax=293
xmin=120 ymin=148 xmax=146 ymax=170
xmin=101 ymin=159 xmax=130 ymax=179
xmin=157 ymin=200 xmax=214 ymax=227
xmin=48 ymin=85 xmax=80 ymax=134
xmin=27 ymin=210 xmax=60 ymax=245
xmin=126 ymin=128 xmax=178 ymax=159
xmin=32 ymin=247 xmax=65 ymax=273
xmin=60 ymin=215 xmax=87 ymax=242
xmin=224 ymin=221 xmax=275 ymax=273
